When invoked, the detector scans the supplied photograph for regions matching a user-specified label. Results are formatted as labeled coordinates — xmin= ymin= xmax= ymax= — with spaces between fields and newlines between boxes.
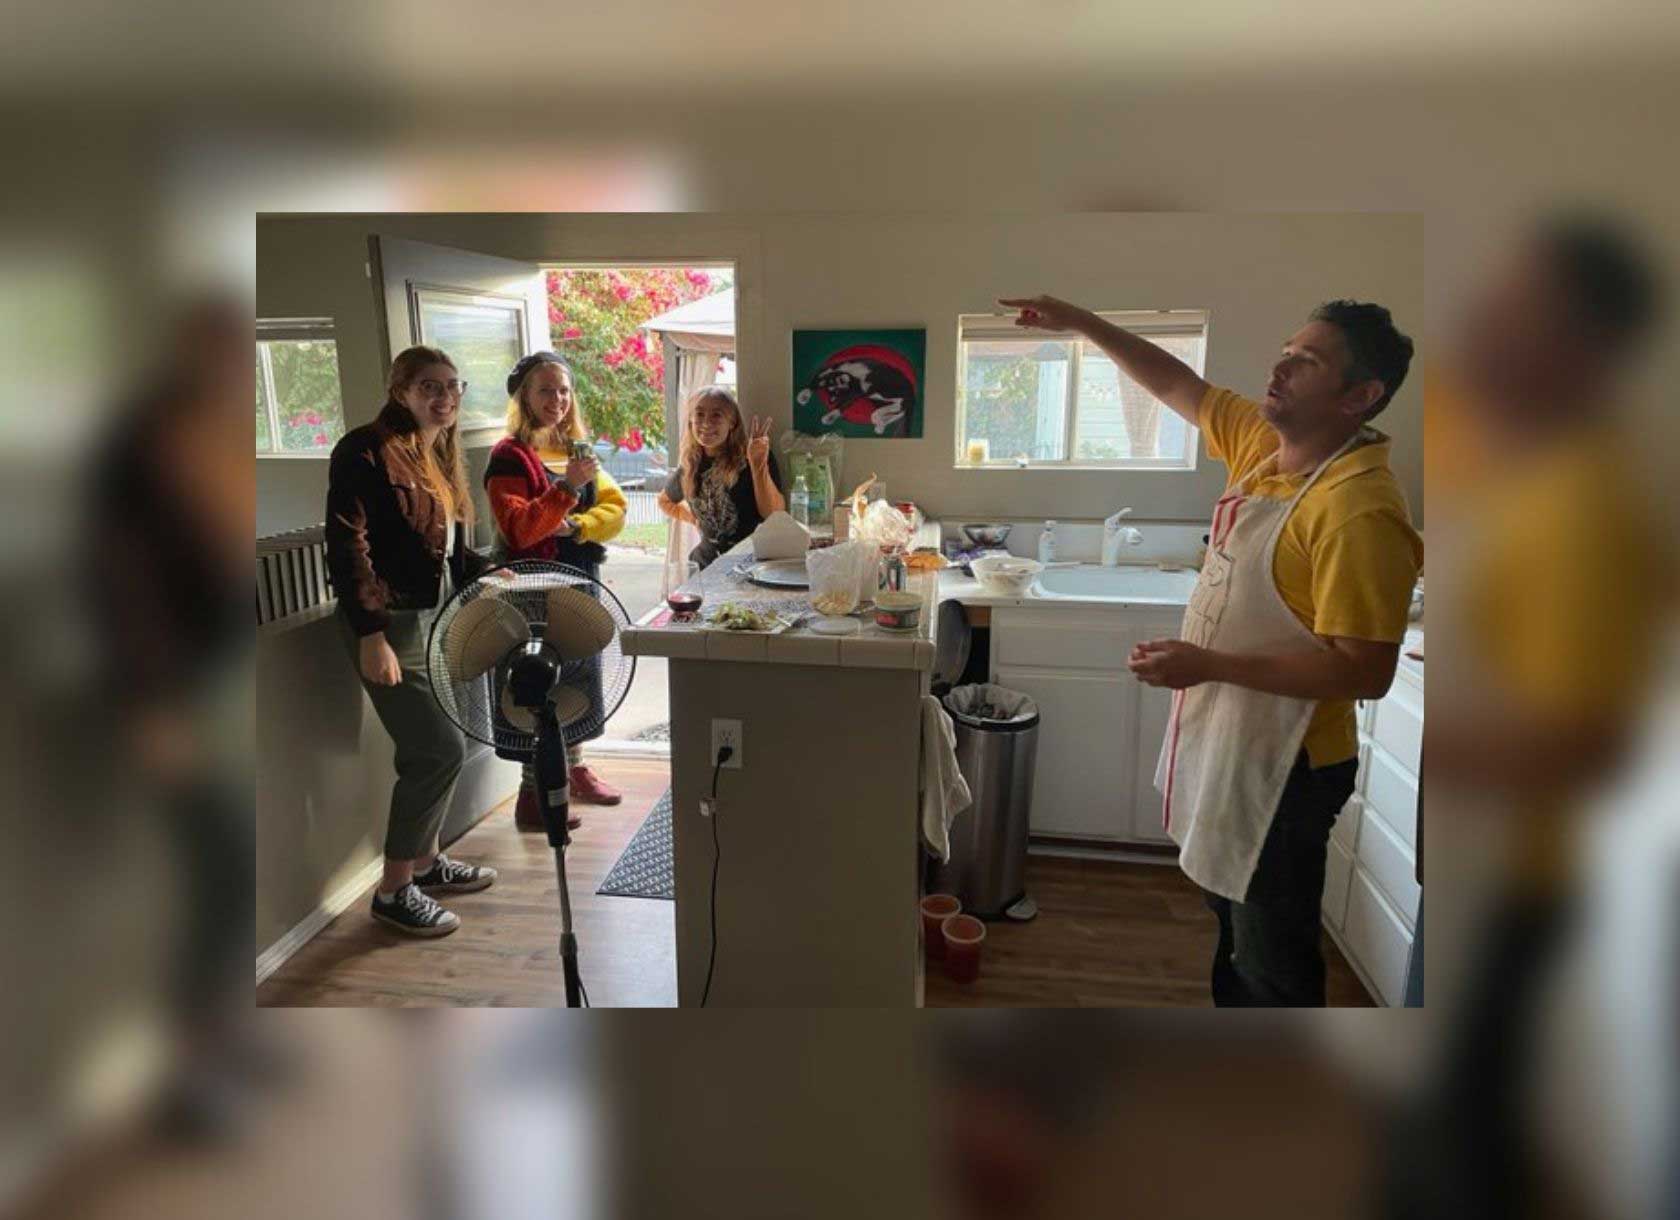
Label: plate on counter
xmin=744 ymin=558 xmax=810 ymax=589
xmin=695 ymin=603 xmax=799 ymax=634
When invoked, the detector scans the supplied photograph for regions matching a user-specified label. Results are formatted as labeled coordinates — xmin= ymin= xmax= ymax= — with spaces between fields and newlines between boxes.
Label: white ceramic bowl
xmin=971 ymin=555 xmax=1043 ymax=596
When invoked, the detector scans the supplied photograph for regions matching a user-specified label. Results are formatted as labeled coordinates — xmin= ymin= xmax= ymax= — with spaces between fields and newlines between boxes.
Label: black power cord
xmin=700 ymin=745 xmax=731 ymax=1006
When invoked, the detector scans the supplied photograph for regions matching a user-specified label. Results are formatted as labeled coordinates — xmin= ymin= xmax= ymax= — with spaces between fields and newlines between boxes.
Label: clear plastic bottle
xmin=790 ymin=470 xmax=811 ymax=528
xmin=1038 ymin=520 xmax=1057 ymax=563
xmin=807 ymin=458 xmax=831 ymax=520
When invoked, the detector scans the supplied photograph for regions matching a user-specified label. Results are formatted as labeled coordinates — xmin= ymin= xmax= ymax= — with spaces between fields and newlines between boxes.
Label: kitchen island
xmin=620 ymin=526 xmax=941 ymax=1007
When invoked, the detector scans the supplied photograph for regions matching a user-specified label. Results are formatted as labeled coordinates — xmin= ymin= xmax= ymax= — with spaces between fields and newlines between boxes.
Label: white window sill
xmin=953 ymin=462 xmax=1199 ymax=473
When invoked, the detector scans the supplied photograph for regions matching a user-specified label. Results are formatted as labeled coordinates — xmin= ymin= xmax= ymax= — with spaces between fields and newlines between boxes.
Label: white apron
xmin=1154 ymin=430 xmax=1371 ymax=901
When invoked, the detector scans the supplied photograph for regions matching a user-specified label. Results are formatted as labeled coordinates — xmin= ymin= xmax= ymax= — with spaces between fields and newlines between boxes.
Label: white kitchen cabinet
xmin=1323 ymin=834 xmax=1355 ymax=928
xmin=1343 ymin=870 xmax=1412 ymax=1005
xmin=1324 ymin=637 xmax=1423 ymax=1005
xmin=993 ymin=665 xmax=1129 ymax=839
xmin=1130 ymin=673 xmax=1175 ymax=843
xmin=1363 ymin=741 xmax=1419 ymax=851
xmin=991 ymin=605 xmax=1180 ymax=846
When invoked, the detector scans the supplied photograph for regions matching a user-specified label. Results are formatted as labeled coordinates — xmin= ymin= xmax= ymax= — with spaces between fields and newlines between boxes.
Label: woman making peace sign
xmin=657 ymin=386 xmax=786 ymax=566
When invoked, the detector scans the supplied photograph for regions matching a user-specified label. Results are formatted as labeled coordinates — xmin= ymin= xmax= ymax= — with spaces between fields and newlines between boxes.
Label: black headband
xmin=506 ymin=350 xmax=570 ymax=397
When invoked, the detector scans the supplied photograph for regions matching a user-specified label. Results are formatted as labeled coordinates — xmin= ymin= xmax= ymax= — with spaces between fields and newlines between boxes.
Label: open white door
xmin=369 ymin=235 xmax=545 ymax=814
xmin=370 ymin=234 xmax=549 ymax=438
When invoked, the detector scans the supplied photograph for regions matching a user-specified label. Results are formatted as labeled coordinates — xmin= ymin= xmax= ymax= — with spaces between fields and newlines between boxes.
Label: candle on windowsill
xmin=965 ymin=439 xmax=989 ymax=465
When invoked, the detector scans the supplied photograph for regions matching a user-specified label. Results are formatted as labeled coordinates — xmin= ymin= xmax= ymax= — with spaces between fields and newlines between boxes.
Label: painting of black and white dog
xmin=792 ymin=335 xmax=924 ymax=438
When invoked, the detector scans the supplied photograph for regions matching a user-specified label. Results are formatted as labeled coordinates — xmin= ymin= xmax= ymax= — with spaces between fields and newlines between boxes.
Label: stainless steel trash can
xmin=929 ymin=685 xmax=1040 ymax=919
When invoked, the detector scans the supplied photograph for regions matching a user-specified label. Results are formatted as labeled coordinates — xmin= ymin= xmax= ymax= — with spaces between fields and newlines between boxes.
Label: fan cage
xmin=427 ymin=560 xmax=637 ymax=758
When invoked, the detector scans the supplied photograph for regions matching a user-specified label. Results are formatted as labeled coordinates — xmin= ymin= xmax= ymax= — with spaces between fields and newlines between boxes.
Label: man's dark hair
xmin=1309 ymin=300 xmax=1414 ymax=419
xmin=1535 ymin=213 xmax=1664 ymax=353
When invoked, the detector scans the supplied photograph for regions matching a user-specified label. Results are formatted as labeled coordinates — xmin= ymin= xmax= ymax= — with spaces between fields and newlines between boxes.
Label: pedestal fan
xmin=426 ymin=560 xmax=637 ymax=1007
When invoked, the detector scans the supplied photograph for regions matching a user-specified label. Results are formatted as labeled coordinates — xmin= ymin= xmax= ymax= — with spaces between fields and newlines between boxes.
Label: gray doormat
xmin=596 ymin=790 xmax=673 ymax=900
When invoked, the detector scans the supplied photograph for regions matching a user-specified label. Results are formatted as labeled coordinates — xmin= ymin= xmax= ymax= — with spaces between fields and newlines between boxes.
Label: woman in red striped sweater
xmin=485 ymin=351 xmax=629 ymax=827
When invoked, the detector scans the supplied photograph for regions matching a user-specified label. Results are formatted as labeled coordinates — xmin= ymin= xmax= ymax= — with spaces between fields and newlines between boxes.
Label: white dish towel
xmin=920 ymin=694 xmax=972 ymax=862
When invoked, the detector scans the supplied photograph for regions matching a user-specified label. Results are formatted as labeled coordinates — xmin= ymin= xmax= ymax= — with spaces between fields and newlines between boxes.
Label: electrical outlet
xmin=711 ymin=718 xmax=743 ymax=768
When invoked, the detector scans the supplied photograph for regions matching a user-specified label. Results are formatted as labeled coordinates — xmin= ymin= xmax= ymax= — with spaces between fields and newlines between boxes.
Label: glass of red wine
xmin=667 ymin=562 xmax=703 ymax=622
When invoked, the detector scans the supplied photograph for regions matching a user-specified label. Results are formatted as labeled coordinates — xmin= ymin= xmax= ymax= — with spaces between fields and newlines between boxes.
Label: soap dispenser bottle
xmin=1038 ymin=520 xmax=1057 ymax=563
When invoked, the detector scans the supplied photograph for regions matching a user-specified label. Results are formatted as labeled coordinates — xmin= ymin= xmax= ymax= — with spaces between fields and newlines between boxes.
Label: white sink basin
xmin=1031 ymin=564 xmax=1198 ymax=605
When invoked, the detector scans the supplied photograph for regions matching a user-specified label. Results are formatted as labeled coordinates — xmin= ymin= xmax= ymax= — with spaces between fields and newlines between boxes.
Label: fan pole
xmin=534 ymin=710 xmax=584 ymax=1008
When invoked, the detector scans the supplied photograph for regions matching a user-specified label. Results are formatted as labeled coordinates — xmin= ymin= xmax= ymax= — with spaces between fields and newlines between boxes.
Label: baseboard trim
xmin=256 ymin=856 xmax=385 ymax=987
xmin=587 ymin=739 xmax=672 ymax=760
xmin=1028 ymin=838 xmax=1179 ymax=866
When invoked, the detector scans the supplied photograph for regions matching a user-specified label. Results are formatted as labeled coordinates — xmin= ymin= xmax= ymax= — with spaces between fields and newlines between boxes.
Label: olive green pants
xmin=339 ymin=606 xmax=465 ymax=861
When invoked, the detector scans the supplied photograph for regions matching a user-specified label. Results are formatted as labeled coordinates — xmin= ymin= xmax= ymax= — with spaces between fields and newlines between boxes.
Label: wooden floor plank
xmin=259 ymin=759 xmax=1372 ymax=1008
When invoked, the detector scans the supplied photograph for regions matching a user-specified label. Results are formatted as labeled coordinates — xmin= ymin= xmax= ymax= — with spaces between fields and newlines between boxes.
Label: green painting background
xmin=791 ymin=328 xmax=926 ymax=438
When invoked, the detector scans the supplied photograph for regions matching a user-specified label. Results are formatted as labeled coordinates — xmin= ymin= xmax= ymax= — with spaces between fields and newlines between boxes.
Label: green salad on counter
xmin=705 ymin=602 xmax=783 ymax=632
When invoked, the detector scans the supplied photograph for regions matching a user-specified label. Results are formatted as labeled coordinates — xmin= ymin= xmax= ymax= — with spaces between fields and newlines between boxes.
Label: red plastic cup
xmin=920 ymin=894 xmax=962 ymax=959
xmin=941 ymin=914 xmax=986 ymax=983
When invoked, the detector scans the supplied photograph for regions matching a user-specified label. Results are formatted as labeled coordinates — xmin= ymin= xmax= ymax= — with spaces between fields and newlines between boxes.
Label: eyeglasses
xmin=417 ymin=378 xmax=468 ymax=399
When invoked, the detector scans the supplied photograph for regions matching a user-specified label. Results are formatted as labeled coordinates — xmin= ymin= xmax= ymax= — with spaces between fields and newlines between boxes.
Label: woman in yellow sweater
xmin=486 ymin=351 xmax=628 ymax=823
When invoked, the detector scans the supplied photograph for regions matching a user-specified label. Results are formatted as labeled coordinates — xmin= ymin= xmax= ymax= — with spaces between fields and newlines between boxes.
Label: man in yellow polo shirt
xmin=1002 ymin=294 xmax=1421 ymax=1005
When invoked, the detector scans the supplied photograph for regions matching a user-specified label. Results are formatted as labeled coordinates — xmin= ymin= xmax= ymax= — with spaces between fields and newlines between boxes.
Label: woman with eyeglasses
xmin=485 ymin=350 xmax=628 ymax=823
xmin=324 ymin=345 xmax=499 ymax=938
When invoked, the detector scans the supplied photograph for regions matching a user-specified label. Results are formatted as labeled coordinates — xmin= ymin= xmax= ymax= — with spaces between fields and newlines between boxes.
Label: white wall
xmin=257 ymin=212 xmax=1423 ymax=536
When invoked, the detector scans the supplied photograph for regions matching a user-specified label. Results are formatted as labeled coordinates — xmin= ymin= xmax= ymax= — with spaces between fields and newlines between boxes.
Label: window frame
xmin=407 ymin=282 xmax=532 ymax=435
xmin=955 ymin=308 xmax=1208 ymax=471
xmin=256 ymin=317 xmax=343 ymax=460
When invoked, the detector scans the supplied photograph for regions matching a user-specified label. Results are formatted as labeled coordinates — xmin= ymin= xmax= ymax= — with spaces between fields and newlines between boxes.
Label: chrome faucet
xmin=1101 ymin=508 xmax=1144 ymax=566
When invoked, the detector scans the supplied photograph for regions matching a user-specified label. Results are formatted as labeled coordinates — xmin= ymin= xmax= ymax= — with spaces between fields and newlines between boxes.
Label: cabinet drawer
xmin=1369 ymin=681 xmax=1422 ymax=774
xmin=1343 ymin=869 xmax=1413 ymax=1006
xmin=995 ymin=627 xmax=1130 ymax=669
xmin=1354 ymin=801 xmax=1419 ymax=928
xmin=1323 ymin=838 xmax=1354 ymax=930
xmin=1363 ymin=743 xmax=1419 ymax=850
xmin=992 ymin=613 xmax=1178 ymax=671
xmin=1331 ymin=790 xmax=1361 ymax=855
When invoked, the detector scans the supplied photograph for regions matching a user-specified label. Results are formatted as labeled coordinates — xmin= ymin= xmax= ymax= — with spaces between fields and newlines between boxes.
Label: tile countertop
xmin=620 ymin=521 xmax=943 ymax=671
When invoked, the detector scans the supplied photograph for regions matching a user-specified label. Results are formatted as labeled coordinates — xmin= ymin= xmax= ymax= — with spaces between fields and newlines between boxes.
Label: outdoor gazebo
xmin=641 ymin=286 xmax=736 ymax=443
xmin=640 ymin=287 xmax=736 ymax=578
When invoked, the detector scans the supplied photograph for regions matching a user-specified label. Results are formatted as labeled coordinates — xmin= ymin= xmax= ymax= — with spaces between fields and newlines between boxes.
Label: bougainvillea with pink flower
xmin=546 ymin=267 xmax=726 ymax=449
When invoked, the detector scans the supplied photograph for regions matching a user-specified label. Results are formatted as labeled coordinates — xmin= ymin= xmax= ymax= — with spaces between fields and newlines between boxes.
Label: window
xmin=956 ymin=310 xmax=1207 ymax=469
xmin=257 ymin=318 xmax=346 ymax=456
xmin=410 ymin=284 xmax=527 ymax=431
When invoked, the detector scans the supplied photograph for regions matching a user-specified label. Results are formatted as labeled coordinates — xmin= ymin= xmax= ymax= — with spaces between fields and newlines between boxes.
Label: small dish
xmin=971 ymin=555 xmax=1044 ymax=596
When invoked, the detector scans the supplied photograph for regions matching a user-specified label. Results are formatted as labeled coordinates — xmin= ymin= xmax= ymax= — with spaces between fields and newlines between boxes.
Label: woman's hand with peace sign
xmin=746 ymin=415 xmax=774 ymax=475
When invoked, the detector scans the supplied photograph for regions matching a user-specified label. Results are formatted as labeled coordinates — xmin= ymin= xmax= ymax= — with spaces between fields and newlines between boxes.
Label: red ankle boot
xmin=515 ymin=783 xmax=581 ymax=831
xmin=568 ymin=765 xmax=622 ymax=806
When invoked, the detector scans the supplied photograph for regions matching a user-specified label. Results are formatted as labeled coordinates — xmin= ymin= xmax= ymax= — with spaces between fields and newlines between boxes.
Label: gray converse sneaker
xmin=414 ymin=853 xmax=497 ymax=895
xmin=371 ymin=882 xmax=460 ymax=937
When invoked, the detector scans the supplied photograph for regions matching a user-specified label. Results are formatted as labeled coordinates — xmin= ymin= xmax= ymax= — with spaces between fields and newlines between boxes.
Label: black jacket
xmin=325 ymin=404 xmax=489 ymax=636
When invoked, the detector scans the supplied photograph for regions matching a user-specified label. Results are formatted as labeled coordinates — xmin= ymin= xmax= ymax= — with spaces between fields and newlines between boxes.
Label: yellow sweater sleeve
xmin=573 ymin=469 xmax=627 ymax=544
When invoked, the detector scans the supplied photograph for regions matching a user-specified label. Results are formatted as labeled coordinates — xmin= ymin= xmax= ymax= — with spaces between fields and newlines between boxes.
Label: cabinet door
xmin=1128 ymin=677 xmax=1176 ymax=843
xmin=993 ymin=665 xmax=1133 ymax=840
xmin=1115 ymin=613 xmax=1180 ymax=844
xmin=1343 ymin=867 xmax=1413 ymax=1006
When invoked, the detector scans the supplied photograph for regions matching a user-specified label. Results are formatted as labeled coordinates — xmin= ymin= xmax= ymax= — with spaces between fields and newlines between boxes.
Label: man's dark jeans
xmin=1205 ymin=751 xmax=1358 ymax=1006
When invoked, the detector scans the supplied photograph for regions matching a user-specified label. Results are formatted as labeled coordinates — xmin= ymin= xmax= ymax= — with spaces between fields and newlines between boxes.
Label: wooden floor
xmin=924 ymin=853 xmax=1374 ymax=1007
xmin=258 ymin=757 xmax=679 ymax=1007
xmin=259 ymin=757 xmax=1372 ymax=1008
